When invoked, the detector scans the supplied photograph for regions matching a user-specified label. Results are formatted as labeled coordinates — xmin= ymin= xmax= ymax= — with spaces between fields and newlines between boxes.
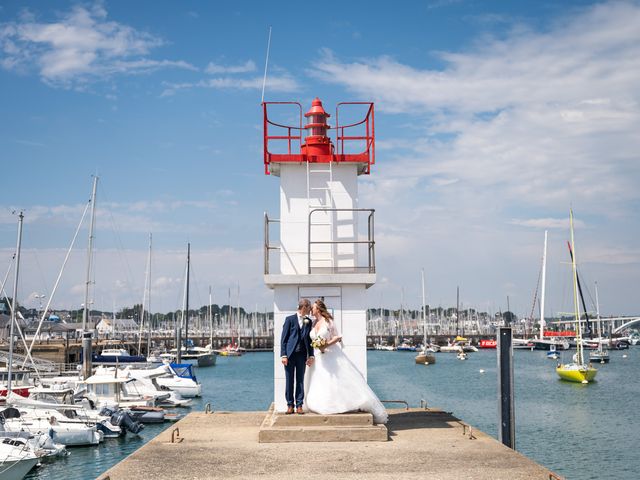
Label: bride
xmin=305 ymin=299 xmax=388 ymax=424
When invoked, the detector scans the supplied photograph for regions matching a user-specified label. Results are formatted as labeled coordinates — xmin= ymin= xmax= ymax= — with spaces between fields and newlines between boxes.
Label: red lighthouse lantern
xmin=301 ymin=97 xmax=334 ymax=157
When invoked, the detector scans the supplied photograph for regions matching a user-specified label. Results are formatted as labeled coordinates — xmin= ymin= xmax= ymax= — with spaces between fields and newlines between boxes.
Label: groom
xmin=280 ymin=298 xmax=314 ymax=414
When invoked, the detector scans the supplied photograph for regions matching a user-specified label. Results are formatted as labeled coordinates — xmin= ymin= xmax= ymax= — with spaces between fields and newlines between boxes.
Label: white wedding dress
xmin=306 ymin=322 xmax=388 ymax=424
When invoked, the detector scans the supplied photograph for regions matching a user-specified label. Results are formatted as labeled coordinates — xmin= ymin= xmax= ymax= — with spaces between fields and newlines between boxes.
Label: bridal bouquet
xmin=311 ymin=337 xmax=327 ymax=353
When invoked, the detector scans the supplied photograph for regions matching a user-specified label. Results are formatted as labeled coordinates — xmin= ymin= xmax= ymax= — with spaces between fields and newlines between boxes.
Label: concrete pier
xmin=99 ymin=408 xmax=559 ymax=480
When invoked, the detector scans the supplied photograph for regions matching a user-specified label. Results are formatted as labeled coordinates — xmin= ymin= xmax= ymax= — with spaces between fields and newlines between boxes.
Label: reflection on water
xmin=25 ymin=348 xmax=640 ymax=480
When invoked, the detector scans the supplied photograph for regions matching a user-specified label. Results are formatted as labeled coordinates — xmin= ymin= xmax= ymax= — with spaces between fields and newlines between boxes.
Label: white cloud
xmin=160 ymin=74 xmax=299 ymax=97
xmin=510 ymin=218 xmax=586 ymax=230
xmin=205 ymin=60 xmax=256 ymax=74
xmin=319 ymin=2 xmax=640 ymax=214
xmin=316 ymin=1 xmax=640 ymax=315
xmin=0 ymin=246 xmax=271 ymax=313
xmin=0 ymin=4 xmax=195 ymax=87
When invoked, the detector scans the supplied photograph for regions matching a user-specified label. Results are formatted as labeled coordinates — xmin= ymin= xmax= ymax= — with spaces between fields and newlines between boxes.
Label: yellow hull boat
xmin=556 ymin=363 xmax=597 ymax=384
xmin=555 ymin=210 xmax=599 ymax=386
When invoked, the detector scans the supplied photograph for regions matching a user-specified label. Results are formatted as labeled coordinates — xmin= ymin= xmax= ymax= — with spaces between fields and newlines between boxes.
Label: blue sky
xmin=1 ymin=1 xmax=639 ymax=316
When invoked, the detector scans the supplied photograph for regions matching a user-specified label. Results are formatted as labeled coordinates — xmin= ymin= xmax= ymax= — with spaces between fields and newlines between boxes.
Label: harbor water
xmin=26 ymin=347 xmax=639 ymax=480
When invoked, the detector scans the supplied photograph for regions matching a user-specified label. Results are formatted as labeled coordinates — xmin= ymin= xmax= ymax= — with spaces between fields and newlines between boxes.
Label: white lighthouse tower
xmin=263 ymin=98 xmax=377 ymax=412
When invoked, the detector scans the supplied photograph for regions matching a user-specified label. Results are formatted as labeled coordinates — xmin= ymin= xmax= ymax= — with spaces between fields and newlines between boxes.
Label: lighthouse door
xmin=298 ymin=286 xmax=341 ymax=332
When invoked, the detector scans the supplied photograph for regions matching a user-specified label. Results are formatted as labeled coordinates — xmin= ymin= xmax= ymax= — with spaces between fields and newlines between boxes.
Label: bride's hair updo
xmin=314 ymin=299 xmax=333 ymax=321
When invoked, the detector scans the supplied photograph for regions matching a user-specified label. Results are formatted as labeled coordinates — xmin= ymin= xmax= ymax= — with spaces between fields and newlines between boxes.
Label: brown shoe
xmin=296 ymin=406 xmax=304 ymax=415
xmin=286 ymin=405 xmax=294 ymax=415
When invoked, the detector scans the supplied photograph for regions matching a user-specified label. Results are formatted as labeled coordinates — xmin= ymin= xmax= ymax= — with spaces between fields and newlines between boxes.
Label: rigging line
xmin=98 ymin=183 xmax=137 ymax=308
xmin=0 ymin=254 xmax=15 ymax=304
xmin=0 ymin=289 xmax=38 ymax=378
xmin=528 ymin=257 xmax=543 ymax=322
xmin=189 ymin=260 xmax=205 ymax=317
xmin=31 ymin=249 xmax=51 ymax=301
xmin=1 ymin=277 xmax=42 ymax=379
xmin=261 ymin=26 xmax=272 ymax=104
xmin=23 ymin=199 xmax=91 ymax=370
xmin=137 ymin=233 xmax=152 ymax=354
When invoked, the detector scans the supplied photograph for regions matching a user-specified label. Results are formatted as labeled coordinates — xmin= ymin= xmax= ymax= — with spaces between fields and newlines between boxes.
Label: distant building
xmin=96 ymin=318 xmax=139 ymax=336
xmin=0 ymin=313 xmax=30 ymax=341
xmin=22 ymin=321 xmax=77 ymax=340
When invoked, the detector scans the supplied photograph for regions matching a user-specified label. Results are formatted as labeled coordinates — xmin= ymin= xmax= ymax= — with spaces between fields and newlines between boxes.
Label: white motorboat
xmin=170 ymin=346 xmax=216 ymax=367
xmin=441 ymin=336 xmax=476 ymax=353
xmin=75 ymin=372 xmax=156 ymax=409
xmin=152 ymin=364 xmax=202 ymax=398
xmin=532 ymin=337 xmax=570 ymax=351
xmin=1 ymin=406 xmax=101 ymax=446
xmin=0 ymin=436 xmax=39 ymax=480
xmin=92 ymin=347 xmax=146 ymax=364
xmin=512 ymin=338 xmax=535 ymax=350
xmin=124 ymin=368 xmax=191 ymax=407
xmin=10 ymin=392 xmax=128 ymax=439
xmin=440 ymin=343 xmax=463 ymax=353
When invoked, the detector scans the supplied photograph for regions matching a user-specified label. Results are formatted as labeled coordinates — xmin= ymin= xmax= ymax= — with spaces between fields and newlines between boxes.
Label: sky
xmin=1 ymin=0 xmax=639 ymax=317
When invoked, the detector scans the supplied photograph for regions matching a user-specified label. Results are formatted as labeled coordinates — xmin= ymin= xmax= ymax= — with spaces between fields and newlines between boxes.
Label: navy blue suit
xmin=280 ymin=313 xmax=314 ymax=408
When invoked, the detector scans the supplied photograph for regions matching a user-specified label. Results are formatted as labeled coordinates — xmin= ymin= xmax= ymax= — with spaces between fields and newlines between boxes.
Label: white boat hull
xmin=0 ymin=456 xmax=39 ymax=480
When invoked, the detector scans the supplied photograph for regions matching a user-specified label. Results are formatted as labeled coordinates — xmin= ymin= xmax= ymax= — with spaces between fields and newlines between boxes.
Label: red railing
xmin=335 ymin=102 xmax=375 ymax=174
xmin=262 ymin=101 xmax=375 ymax=175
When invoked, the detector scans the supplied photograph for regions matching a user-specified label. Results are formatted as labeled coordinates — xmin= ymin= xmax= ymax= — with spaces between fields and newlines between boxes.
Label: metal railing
xmin=264 ymin=212 xmax=280 ymax=275
xmin=264 ymin=209 xmax=375 ymax=275
xmin=308 ymin=208 xmax=375 ymax=274
xmin=0 ymin=349 xmax=58 ymax=372
xmin=262 ymin=101 xmax=375 ymax=175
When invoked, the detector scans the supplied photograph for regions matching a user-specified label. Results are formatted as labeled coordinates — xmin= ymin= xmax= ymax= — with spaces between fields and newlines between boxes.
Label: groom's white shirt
xmin=297 ymin=314 xmax=305 ymax=329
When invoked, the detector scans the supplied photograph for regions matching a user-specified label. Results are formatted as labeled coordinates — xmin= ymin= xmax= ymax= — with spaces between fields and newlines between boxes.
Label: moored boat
xmin=0 ymin=436 xmax=39 ymax=480
xmin=556 ymin=210 xmax=597 ymax=384
xmin=588 ymin=349 xmax=610 ymax=363
xmin=92 ymin=347 xmax=146 ymax=364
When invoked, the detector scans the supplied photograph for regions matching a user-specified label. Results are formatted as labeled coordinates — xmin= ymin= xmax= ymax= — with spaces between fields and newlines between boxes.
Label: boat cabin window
xmin=90 ymin=383 xmax=115 ymax=396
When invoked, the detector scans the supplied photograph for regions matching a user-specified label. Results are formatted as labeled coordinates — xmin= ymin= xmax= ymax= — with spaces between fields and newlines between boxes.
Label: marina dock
xmin=99 ymin=408 xmax=558 ymax=480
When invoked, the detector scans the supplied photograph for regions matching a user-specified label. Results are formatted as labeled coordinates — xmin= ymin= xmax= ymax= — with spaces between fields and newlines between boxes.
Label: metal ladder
xmin=307 ymin=159 xmax=334 ymax=272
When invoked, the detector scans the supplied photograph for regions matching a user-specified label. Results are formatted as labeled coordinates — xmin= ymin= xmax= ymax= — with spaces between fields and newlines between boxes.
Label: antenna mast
xmin=261 ymin=26 xmax=273 ymax=103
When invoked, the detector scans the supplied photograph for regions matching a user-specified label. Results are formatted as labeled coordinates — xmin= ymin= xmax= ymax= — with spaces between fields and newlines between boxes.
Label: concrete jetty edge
xmin=98 ymin=408 xmax=561 ymax=480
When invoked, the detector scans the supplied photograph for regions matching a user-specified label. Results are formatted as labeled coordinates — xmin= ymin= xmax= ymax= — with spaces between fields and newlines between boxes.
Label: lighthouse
xmin=263 ymin=98 xmax=376 ymax=412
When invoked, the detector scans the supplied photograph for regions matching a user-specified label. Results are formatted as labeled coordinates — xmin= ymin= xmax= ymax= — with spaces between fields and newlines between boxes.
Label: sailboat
xmin=172 ymin=244 xmax=216 ymax=367
xmin=415 ymin=269 xmax=436 ymax=365
xmin=588 ymin=282 xmax=610 ymax=364
xmin=532 ymin=230 xmax=569 ymax=350
xmin=556 ymin=210 xmax=597 ymax=384
xmin=532 ymin=231 xmax=570 ymax=352
xmin=215 ymin=288 xmax=243 ymax=356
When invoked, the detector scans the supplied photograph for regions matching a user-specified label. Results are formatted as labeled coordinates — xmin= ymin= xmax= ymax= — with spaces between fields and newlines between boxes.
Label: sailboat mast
xmin=456 ymin=286 xmax=459 ymax=336
xmin=7 ymin=211 xmax=24 ymax=393
xmin=228 ymin=287 xmax=232 ymax=344
xmin=421 ymin=269 xmax=427 ymax=346
xmin=138 ymin=233 xmax=152 ymax=354
xmin=209 ymin=286 xmax=213 ymax=348
xmin=569 ymin=210 xmax=583 ymax=365
xmin=540 ymin=230 xmax=548 ymax=340
xmin=146 ymin=233 xmax=152 ymax=355
xmin=82 ymin=176 xmax=98 ymax=380
xmin=83 ymin=176 xmax=98 ymax=332
xmin=185 ymin=243 xmax=191 ymax=348
xmin=595 ymin=281 xmax=603 ymax=353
